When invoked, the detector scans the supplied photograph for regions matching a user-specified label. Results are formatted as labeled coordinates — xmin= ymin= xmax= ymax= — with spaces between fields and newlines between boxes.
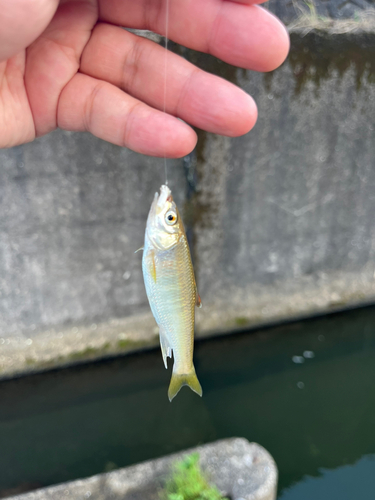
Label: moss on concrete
xmin=11 ymin=336 xmax=160 ymax=378
xmin=287 ymin=28 xmax=375 ymax=94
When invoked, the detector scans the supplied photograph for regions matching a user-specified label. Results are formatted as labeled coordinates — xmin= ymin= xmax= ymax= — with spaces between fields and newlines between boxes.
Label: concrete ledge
xmin=8 ymin=439 xmax=277 ymax=500
xmin=1 ymin=266 xmax=375 ymax=380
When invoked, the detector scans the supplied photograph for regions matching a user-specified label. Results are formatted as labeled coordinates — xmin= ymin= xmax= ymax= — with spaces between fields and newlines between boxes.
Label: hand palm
xmin=0 ymin=0 xmax=289 ymax=157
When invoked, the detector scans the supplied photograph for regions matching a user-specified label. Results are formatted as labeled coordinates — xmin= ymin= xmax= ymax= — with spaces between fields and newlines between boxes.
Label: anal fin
xmin=159 ymin=331 xmax=172 ymax=369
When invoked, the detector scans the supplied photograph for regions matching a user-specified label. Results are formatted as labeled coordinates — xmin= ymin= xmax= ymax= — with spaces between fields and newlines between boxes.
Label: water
xmin=1 ymin=305 xmax=375 ymax=498
xmin=279 ymin=455 xmax=375 ymax=500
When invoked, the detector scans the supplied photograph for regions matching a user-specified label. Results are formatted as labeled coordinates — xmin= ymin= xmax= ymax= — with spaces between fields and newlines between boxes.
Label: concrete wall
xmin=0 ymin=134 xmax=185 ymax=334
xmin=1 ymin=3 xmax=375 ymax=375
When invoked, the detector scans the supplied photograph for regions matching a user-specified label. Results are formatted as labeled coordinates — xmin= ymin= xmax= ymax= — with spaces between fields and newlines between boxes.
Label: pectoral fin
xmin=134 ymin=246 xmax=144 ymax=254
xmin=145 ymin=250 xmax=157 ymax=283
xmin=159 ymin=331 xmax=172 ymax=369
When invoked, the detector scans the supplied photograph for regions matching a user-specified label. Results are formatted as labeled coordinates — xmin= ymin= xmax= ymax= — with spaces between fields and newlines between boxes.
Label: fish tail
xmin=168 ymin=367 xmax=203 ymax=402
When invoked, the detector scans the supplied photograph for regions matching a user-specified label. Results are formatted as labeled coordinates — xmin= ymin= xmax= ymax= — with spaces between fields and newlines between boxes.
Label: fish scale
xmin=144 ymin=236 xmax=194 ymax=370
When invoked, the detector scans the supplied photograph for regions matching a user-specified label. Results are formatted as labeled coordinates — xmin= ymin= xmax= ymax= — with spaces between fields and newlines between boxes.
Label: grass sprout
xmin=161 ymin=453 xmax=228 ymax=500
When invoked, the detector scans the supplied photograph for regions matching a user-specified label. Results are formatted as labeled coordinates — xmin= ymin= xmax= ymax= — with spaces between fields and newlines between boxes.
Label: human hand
xmin=0 ymin=0 xmax=289 ymax=157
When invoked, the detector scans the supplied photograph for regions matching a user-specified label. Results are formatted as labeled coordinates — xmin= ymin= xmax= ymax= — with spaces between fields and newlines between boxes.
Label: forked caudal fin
xmin=167 ymin=367 xmax=203 ymax=402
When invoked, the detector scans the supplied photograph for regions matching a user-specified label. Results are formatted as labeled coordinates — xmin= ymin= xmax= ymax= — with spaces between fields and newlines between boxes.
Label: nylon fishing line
xmin=163 ymin=0 xmax=170 ymax=185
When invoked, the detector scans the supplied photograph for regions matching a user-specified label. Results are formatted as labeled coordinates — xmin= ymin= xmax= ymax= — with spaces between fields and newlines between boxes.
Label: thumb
xmin=0 ymin=0 xmax=59 ymax=62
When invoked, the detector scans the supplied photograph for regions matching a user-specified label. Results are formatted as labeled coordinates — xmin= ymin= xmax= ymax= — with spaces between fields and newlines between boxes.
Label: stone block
xmin=8 ymin=439 xmax=277 ymax=500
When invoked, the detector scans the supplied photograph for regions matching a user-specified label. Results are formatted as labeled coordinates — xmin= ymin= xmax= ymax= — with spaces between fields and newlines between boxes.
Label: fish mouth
xmin=156 ymin=185 xmax=172 ymax=212
xmin=149 ymin=184 xmax=172 ymax=217
xmin=147 ymin=184 xmax=172 ymax=226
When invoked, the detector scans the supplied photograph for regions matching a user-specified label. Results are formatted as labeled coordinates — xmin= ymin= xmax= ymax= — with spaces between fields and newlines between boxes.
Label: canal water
xmin=1 ymin=305 xmax=375 ymax=499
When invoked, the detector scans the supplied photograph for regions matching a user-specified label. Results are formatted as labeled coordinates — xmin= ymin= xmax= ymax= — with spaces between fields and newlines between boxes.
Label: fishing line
xmin=163 ymin=0 xmax=170 ymax=185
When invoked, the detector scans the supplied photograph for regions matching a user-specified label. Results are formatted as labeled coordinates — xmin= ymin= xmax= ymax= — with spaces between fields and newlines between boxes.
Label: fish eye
xmin=165 ymin=210 xmax=178 ymax=226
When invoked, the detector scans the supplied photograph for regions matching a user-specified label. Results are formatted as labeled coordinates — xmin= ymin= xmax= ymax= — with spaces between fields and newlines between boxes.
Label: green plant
xmin=304 ymin=0 xmax=317 ymax=18
xmin=161 ymin=453 xmax=227 ymax=500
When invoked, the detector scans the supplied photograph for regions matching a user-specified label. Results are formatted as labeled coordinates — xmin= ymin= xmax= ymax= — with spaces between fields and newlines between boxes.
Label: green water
xmin=1 ymin=305 xmax=375 ymax=498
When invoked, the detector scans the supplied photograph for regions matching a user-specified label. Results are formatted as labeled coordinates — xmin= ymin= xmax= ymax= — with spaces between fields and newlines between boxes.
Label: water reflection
xmin=280 ymin=455 xmax=375 ymax=500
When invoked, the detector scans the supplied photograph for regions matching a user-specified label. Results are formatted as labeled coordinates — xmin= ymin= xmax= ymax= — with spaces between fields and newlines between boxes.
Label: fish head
xmin=146 ymin=185 xmax=183 ymax=250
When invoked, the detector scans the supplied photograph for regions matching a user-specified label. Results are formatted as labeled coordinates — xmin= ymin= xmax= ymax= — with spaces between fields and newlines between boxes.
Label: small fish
xmin=142 ymin=185 xmax=202 ymax=402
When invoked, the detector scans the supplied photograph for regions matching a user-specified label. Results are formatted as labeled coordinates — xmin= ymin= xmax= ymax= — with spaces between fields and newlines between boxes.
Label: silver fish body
xmin=142 ymin=185 xmax=202 ymax=401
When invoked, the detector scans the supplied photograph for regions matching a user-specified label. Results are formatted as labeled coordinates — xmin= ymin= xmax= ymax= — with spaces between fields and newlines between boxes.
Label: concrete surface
xmin=7 ymin=439 xmax=277 ymax=500
xmin=1 ymin=14 xmax=375 ymax=376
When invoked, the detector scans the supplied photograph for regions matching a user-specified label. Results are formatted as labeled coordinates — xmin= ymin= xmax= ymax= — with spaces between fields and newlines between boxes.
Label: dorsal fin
xmin=195 ymin=287 xmax=202 ymax=308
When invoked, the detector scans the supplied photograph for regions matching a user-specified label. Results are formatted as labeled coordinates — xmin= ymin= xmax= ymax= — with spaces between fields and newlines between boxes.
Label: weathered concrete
xmin=2 ymin=17 xmax=375 ymax=376
xmin=191 ymin=28 xmax=375 ymax=329
xmin=0 ymin=133 xmax=184 ymax=333
xmin=7 ymin=439 xmax=277 ymax=500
